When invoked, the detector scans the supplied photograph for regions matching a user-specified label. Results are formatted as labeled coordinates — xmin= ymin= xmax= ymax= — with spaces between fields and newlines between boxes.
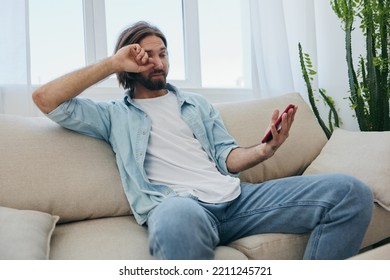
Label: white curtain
xmin=249 ymin=0 xmax=318 ymax=98
xmin=0 ymin=0 xmax=37 ymax=116
xmin=249 ymin=0 xmax=360 ymax=130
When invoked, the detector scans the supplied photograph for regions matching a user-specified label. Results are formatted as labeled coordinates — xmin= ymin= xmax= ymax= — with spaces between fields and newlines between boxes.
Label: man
xmin=32 ymin=21 xmax=373 ymax=260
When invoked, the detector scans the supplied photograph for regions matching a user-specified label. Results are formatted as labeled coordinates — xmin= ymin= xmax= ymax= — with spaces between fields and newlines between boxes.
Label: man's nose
xmin=153 ymin=57 xmax=163 ymax=70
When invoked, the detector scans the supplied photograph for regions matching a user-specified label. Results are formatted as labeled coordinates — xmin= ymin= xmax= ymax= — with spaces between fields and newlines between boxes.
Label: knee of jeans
xmin=335 ymin=173 xmax=373 ymax=217
xmin=353 ymin=177 xmax=373 ymax=216
xmin=343 ymin=174 xmax=372 ymax=201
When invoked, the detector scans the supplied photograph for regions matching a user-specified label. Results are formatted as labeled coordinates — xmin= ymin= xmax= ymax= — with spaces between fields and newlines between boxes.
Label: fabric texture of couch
xmin=1 ymin=92 xmax=389 ymax=260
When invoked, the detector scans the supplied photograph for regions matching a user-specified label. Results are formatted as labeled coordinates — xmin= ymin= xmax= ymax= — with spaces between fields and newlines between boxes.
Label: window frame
xmin=82 ymin=0 xmax=202 ymax=89
xmin=30 ymin=0 xmax=255 ymax=101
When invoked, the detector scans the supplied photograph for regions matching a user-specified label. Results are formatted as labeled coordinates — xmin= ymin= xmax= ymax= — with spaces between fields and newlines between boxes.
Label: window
xmin=28 ymin=0 xmax=251 ymax=90
xmin=198 ymin=0 xmax=251 ymax=88
xmin=29 ymin=0 xmax=85 ymax=84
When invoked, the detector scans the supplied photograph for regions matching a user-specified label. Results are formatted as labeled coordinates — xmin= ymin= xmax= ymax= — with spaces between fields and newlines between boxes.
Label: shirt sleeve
xmin=207 ymin=104 xmax=240 ymax=177
xmin=47 ymin=97 xmax=111 ymax=142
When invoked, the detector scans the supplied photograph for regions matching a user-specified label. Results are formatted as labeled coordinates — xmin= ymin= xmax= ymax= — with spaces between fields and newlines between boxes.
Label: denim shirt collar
xmin=123 ymin=83 xmax=195 ymax=108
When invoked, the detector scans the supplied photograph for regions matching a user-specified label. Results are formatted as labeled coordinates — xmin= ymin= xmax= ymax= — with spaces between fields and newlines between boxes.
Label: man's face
xmin=134 ymin=35 xmax=169 ymax=90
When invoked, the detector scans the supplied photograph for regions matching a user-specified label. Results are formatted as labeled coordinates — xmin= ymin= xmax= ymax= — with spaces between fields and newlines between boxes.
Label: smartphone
xmin=261 ymin=104 xmax=295 ymax=143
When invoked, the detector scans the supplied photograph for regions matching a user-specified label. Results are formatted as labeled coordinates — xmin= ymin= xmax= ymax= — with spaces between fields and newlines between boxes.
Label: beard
xmin=134 ymin=70 xmax=167 ymax=91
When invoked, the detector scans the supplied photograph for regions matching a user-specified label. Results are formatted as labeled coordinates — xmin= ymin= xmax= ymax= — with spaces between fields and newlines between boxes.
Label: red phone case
xmin=261 ymin=104 xmax=295 ymax=143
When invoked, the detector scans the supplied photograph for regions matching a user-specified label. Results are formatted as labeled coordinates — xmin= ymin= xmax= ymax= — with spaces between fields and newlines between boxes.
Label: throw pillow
xmin=303 ymin=128 xmax=390 ymax=211
xmin=0 ymin=206 xmax=59 ymax=260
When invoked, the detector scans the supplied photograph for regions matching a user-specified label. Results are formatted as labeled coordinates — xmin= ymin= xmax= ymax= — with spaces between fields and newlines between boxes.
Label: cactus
xmin=300 ymin=0 xmax=390 ymax=132
xmin=298 ymin=43 xmax=339 ymax=138
xmin=331 ymin=0 xmax=390 ymax=131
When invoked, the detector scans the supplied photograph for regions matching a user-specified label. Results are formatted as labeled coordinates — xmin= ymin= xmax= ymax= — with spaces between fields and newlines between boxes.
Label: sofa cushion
xmin=216 ymin=92 xmax=328 ymax=183
xmin=50 ymin=216 xmax=247 ymax=260
xmin=0 ymin=114 xmax=131 ymax=223
xmin=229 ymin=232 xmax=309 ymax=260
xmin=349 ymin=243 xmax=390 ymax=260
xmin=227 ymin=204 xmax=390 ymax=260
xmin=0 ymin=206 xmax=59 ymax=260
xmin=360 ymin=203 xmax=390 ymax=248
xmin=303 ymin=128 xmax=390 ymax=212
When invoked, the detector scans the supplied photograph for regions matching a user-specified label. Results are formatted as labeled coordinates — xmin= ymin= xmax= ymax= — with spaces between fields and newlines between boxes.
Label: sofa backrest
xmin=0 ymin=92 xmax=327 ymax=223
xmin=215 ymin=92 xmax=328 ymax=183
xmin=0 ymin=115 xmax=131 ymax=223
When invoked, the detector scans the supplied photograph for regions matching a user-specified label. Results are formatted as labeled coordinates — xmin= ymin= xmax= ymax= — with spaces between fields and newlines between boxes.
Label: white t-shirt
xmin=134 ymin=92 xmax=240 ymax=203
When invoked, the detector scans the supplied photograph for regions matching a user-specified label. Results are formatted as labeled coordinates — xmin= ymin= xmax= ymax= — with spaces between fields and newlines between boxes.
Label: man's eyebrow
xmin=146 ymin=47 xmax=167 ymax=55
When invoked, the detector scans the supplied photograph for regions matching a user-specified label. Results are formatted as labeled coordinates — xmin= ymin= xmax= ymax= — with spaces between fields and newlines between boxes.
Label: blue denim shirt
xmin=47 ymin=84 xmax=238 ymax=224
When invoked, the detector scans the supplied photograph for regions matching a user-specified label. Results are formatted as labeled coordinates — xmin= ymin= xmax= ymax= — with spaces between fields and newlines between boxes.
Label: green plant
xmin=331 ymin=0 xmax=390 ymax=131
xmin=299 ymin=0 xmax=390 ymax=133
xmin=298 ymin=43 xmax=340 ymax=139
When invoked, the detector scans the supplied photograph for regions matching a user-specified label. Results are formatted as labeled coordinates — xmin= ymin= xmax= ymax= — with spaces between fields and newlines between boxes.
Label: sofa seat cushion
xmin=0 ymin=206 xmax=59 ymax=260
xmin=49 ymin=216 xmax=247 ymax=260
xmin=216 ymin=92 xmax=327 ymax=183
xmin=349 ymin=243 xmax=390 ymax=260
xmin=228 ymin=233 xmax=309 ymax=260
xmin=49 ymin=204 xmax=390 ymax=260
xmin=360 ymin=203 xmax=390 ymax=249
xmin=226 ymin=203 xmax=390 ymax=259
xmin=0 ymin=114 xmax=131 ymax=224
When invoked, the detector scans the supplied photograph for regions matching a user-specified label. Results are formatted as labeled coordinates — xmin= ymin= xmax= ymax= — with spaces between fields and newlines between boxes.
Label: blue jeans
xmin=147 ymin=174 xmax=373 ymax=260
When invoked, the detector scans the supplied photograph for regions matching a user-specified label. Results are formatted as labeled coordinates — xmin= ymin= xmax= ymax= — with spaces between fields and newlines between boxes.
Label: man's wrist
xmin=100 ymin=54 xmax=123 ymax=75
xmin=257 ymin=143 xmax=276 ymax=160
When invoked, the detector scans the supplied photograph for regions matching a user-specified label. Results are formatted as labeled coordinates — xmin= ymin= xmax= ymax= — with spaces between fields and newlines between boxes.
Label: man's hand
xmin=226 ymin=106 xmax=298 ymax=174
xmin=112 ymin=44 xmax=155 ymax=73
xmin=261 ymin=105 xmax=298 ymax=158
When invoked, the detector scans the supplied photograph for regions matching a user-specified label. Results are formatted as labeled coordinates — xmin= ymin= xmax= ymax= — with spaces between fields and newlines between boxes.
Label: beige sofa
xmin=1 ymin=92 xmax=390 ymax=260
